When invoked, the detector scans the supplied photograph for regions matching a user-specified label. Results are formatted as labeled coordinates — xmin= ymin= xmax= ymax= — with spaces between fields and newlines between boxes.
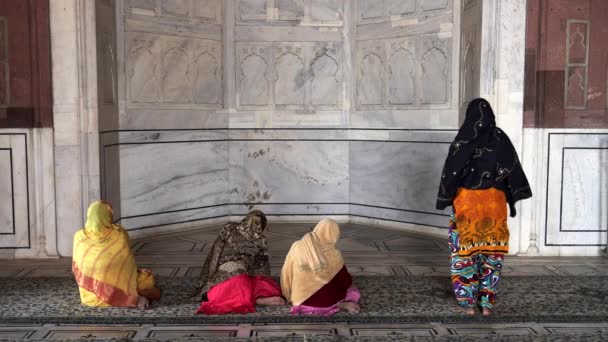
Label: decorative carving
xmin=566 ymin=67 xmax=586 ymax=108
xmin=387 ymin=0 xmax=416 ymax=16
xmin=565 ymin=20 xmax=589 ymax=109
xmin=420 ymin=44 xmax=448 ymax=104
xmin=194 ymin=51 xmax=220 ymax=104
xmin=274 ymin=49 xmax=305 ymax=105
xmin=568 ymin=22 xmax=588 ymax=63
xmin=388 ymin=48 xmax=415 ymax=105
xmin=311 ymin=51 xmax=340 ymax=106
xmin=311 ymin=0 xmax=342 ymax=21
xmin=239 ymin=52 xmax=269 ymax=106
xmin=0 ymin=17 xmax=8 ymax=107
xmin=162 ymin=46 xmax=192 ymax=103
xmin=128 ymin=36 xmax=162 ymax=103
xmin=359 ymin=51 xmax=384 ymax=105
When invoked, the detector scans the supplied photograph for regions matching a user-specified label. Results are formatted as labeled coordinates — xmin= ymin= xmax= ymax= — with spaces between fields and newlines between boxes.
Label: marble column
xmin=460 ymin=0 xmax=528 ymax=255
xmin=51 ymin=0 xmax=101 ymax=256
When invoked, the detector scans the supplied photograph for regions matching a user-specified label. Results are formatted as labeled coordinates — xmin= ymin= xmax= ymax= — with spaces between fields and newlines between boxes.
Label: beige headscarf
xmin=281 ymin=218 xmax=345 ymax=306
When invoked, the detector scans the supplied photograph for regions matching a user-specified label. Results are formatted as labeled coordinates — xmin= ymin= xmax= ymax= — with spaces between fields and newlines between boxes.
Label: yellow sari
xmin=72 ymin=201 xmax=156 ymax=307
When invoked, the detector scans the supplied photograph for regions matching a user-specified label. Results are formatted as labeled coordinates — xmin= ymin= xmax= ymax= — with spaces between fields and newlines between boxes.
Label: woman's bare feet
xmin=337 ymin=301 xmax=360 ymax=313
xmin=482 ymin=308 xmax=492 ymax=316
xmin=256 ymin=296 xmax=286 ymax=306
xmin=461 ymin=307 xmax=476 ymax=316
xmin=137 ymin=296 xmax=149 ymax=310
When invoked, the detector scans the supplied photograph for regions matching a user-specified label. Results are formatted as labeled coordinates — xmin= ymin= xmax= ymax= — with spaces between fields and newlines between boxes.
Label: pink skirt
xmin=290 ymin=286 xmax=360 ymax=316
xmin=196 ymin=274 xmax=281 ymax=315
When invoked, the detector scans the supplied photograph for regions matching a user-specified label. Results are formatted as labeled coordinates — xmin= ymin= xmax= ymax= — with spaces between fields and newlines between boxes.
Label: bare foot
xmin=137 ymin=296 xmax=149 ymax=310
xmin=482 ymin=308 xmax=492 ymax=316
xmin=256 ymin=296 xmax=286 ymax=306
xmin=461 ymin=307 xmax=476 ymax=316
xmin=337 ymin=301 xmax=360 ymax=313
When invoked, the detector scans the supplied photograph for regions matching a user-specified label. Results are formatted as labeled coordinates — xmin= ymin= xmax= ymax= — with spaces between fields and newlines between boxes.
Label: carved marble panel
xmin=357 ymin=43 xmax=385 ymax=106
xmin=127 ymin=34 xmax=162 ymax=103
xmin=388 ymin=39 xmax=416 ymax=105
xmin=420 ymin=0 xmax=449 ymax=12
xmin=565 ymin=20 xmax=589 ymax=109
xmin=160 ymin=0 xmax=191 ymax=18
xmin=311 ymin=0 xmax=343 ymax=22
xmin=311 ymin=44 xmax=342 ymax=106
xmin=277 ymin=0 xmax=305 ymax=21
xmin=162 ymin=38 xmax=193 ymax=103
xmin=420 ymin=37 xmax=449 ymax=104
xmin=193 ymin=46 xmax=221 ymax=105
xmin=387 ymin=0 xmax=416 ymax=16
xmin=237 ymin=43 xmax=271 ymax=107
xmin=274 ymin=44 xmax=305 ymax=106
xmin=238 ymin=0 xmax=268 ymax=21
xmin=127 ymin=32 xmax=222 ymax=107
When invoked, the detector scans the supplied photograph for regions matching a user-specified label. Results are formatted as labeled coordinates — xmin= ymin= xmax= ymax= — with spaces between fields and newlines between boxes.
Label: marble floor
xmin=1 ymin=223 xmax=608 ymax=340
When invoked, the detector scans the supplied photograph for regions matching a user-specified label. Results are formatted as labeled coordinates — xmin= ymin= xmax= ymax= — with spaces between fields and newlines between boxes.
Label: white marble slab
xmin=229 ymin=140 xmax=349 ymax=204
xmin=0 ymin=133 xmax=30 ymax=249
xmin=350 ymin=140 xmax=450 ymax=220
xmin=544 ymin=132 xmax=608 ymax=249
xmin=119 ymin=141 xmax=229 ymax=217
xmin=0 ymin=149 xmax=13 ymax=234
xmin=121 ymin=204 xmax=229 ymax=231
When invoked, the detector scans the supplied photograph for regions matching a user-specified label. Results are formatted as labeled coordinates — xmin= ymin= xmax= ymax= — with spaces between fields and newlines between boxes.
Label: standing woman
xmin=195 ymin=210 xmax=285 ymax=315
xmin=436 ymin=98 xmax=532 ymax=316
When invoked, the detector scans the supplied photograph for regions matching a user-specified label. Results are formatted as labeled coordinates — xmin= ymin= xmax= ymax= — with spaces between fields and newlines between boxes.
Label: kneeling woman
xmin=281 ymin=218 xmax=360 ymax=315
xmin=195 ymin=210 xmax=284 ymax=315
xmin=72 ymin=201 xmax=161 ymax=309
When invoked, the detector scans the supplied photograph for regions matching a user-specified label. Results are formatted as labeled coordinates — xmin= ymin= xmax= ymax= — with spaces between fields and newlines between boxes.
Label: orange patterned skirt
xmin=453 ymin=187 xmax=509 ymax=257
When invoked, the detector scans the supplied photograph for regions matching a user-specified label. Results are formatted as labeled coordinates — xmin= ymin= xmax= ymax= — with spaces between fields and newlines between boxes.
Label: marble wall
xmin=0 ymin=128 xmax=58 ymax=258
xmin=521 ymin=129 xmax=608 ymax=256
xmin=0 ymin=133 xmax=29 ymax=249
xmin=349 ymin=130 xmax=454 ymax=232
xmin=98 ymin=0 xmax=460 ymax=238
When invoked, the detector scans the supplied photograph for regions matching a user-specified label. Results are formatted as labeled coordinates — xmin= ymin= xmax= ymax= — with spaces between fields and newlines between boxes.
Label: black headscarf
xmin=436 ymin=98 xmax=532 ymax=217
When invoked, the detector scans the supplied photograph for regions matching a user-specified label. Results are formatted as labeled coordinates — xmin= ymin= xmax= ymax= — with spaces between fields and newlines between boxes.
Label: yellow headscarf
xmin=281 ymin=218 xmax=345 ymax=306
xmin=84 ymin=201 xmax=113 ymax=234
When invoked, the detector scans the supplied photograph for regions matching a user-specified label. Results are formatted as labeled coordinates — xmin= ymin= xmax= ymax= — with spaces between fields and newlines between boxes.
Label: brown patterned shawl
xmin=195 ymin=210 xmax=270 ymax=299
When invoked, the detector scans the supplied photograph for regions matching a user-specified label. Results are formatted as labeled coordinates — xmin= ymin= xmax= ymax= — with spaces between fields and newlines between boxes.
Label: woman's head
xmin=312 ymin=218 xmax=340 ymax=245
xmin=238 ymin=210 xmax=267 ymax=239
xmin=461 ymin=98 xmax=496 ymax=139
xmin=85 ymin=200 xmax=113 ymax=233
